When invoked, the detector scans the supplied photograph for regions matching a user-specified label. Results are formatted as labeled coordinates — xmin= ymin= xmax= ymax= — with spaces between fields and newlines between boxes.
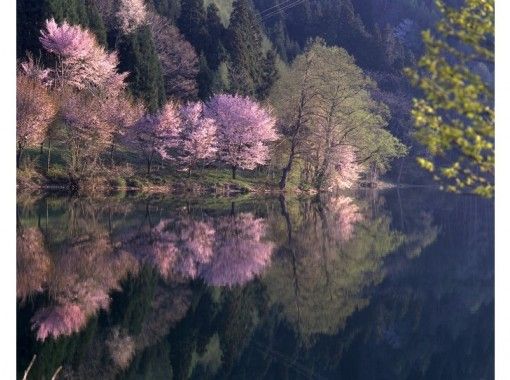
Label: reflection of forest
xmin=16 ymin=191 xmax=493 ymax=379
xmin=263 ymin=195 xmax=404 ymax=339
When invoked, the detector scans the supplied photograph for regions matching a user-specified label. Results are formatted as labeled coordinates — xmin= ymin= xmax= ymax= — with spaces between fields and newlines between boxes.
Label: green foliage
xmin=117 ymin=26 xmax=166 ymax=112
xmin=405 ymin=0 xmax=494 ymax=197
xmin=227 ymin=0 xmax=268 ymax=97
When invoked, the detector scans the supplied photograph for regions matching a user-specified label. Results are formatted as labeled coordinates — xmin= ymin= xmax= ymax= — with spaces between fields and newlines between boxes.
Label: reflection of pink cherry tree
xmin=16 ymin=227 xmax=51 ymax=302
xmin=325 ymin=196 xmax=363 ymax=242
xmin=200 ymin=213 xmax=274 ymax=287
xmin=30 ymin=234 xmax=138 ymax=341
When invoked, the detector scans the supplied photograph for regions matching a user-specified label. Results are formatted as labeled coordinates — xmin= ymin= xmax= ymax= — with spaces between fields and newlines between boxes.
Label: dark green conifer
xmin=117 ymin=26 xmax=166 ymax=112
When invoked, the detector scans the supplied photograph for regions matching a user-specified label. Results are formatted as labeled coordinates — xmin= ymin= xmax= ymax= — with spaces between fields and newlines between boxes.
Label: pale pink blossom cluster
xmin=126 ymin=102 xmax=181 ymax=172
xmin=330 ymin=146 xmax=362 ymax=190
xmin=128 ymin=95 xmax=277 ymax=175
xmin=116 ymin=0 xmax=148 ymax=34
xmin=20 ymin=56 xmax=52 ymax=86
xmin=39 ymin=18 xmax=128 ymax=92
xmin=177 ymin=102 xmax=218 ymax=171
xmin=31 ymin=304 xmax=87 ymax=341
xmin=204 ymin=94 xmax=278 ymax=171
xmin=16 ymin=75 xmax=57 ymax=152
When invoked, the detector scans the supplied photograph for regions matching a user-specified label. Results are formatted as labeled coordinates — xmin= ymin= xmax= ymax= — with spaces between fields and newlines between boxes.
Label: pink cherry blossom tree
xmin=116 ymin=0 xmax=148 ymax=34
xmin=102 ymin=95 xmax=145 ymax=164
xmin=60 ymin=91 xmax=116 ymax=176
xmin=177 ymin=102 xmax=218 ymax=175
xmin=329 ymin=146 xmax=362 ymax=190
xmin=20 ymin=55 xmax=52 ymax=86
xmin=200 ymin=213 xmax=274 ymax=287
xmin=39 ymin=18 xmax=128 ymax=93
xmin=126 ymin=102 xmax=181 ymax=174
xmin=31 ymin=303 xmax=87 ymax=341
xmin=16 ymin=74 xmax=57 ymax=167
xmin=205 ymin=94 xmax=278 ymax=179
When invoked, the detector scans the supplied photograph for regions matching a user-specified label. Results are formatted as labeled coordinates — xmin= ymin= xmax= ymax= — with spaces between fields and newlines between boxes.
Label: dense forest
xmin=16 ymin=0 xmax=494 ymax=195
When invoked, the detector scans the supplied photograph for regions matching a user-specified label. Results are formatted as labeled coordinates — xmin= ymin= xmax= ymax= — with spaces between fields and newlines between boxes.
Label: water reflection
xmin=16 ymin=190 xmax=494 ymax=379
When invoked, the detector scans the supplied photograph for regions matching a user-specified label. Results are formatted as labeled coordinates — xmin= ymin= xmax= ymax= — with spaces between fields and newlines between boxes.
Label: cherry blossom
xmin=31 ymin=303 xmax=87 ymax=341
xmin=116 ymin=0 xmax=148 ymax=34
xmin=205 ymin=94 xmax=278 ymax=178
xmin=176 ymin=102 xmax=218 ymax=173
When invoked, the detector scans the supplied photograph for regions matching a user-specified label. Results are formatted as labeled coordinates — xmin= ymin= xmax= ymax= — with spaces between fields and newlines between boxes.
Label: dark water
xmin=16 ymin=189 xmax=494 ymax=380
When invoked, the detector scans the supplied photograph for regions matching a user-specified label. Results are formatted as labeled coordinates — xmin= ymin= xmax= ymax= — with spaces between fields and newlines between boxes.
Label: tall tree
xmin=204 ymin=3 xmax=227 ymax=70
xmin=178 ymin=0 xmax=207 ymax=52
xmin=227 ymin=0 xmax=265 ymax=96
xmin=147 ymin=12 xmax=199 ymax=100
xmin=117 ymin=25 xmax=166 ymax=112
xmin=205 ymin=94 xmax=278 ymax=179
xmin=16 ymin=74 xmax=57 ymax=167
xmin=270 ymin=40 xmax=406 ymax=191
xmin=406 ymin=0 xmax=494 ymax=197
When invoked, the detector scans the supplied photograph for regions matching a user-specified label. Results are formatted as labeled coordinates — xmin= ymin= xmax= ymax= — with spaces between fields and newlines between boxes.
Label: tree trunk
xmin=232 ymin=166 xmax=237 ymax=179
xmin=47 ymin=139 xmax=52 ymax=172
xmin=397 ymin=159 xmax=405 ymax=186
xmin=279 ymin=144 xmax=296 ymax=190
xmin=110 ymin=143 xmax=115 ymax=166
xmin=147 ymin=159 xmax=151 ymax=175
xmin=17 ymin=146 xmax=23 ymax=169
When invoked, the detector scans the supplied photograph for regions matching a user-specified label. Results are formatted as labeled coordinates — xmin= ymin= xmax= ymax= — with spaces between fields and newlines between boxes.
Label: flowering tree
xmin=20 ymin=55 xmax=52 ymax=86
xmin=102 ymin=95 xmax=145 ymax=163
xmin=31 ymin=303 xmax=87 ymax=341
xmin=126 ymin=102 xmax=181 ymax=174
xmin=177 ymin=102 xmax=217 ymax=175
xmin=205 ymin=94 xmax=278 ymax=178
xmin=39 ymin=18 xmax=128 ymax=93
xmin=16 ymin=74 xmax=57 ymax=167
xmin=147 ymin=11 xmax=199 ymax=100
xmin=329 ymin=146 xmax=362 ymax=190
xmin=116 ymin=0 xmax=148 ymax=34
xmin=60 ymin=91 xmax=116 ymax=177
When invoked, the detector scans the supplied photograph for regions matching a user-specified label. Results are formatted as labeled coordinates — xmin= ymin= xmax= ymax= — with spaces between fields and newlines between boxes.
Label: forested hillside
xmin=16 ymin=0 xmax=493 ymax=194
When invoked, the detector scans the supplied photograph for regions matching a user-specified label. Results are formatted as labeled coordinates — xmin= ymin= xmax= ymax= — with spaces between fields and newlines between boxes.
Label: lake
xmin=16 ymin=189 xmax=494 ymax=379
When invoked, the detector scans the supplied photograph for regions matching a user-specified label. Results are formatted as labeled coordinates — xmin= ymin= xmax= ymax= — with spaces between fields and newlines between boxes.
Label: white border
xmin=0 ymin=0 xmax=16 ymax=377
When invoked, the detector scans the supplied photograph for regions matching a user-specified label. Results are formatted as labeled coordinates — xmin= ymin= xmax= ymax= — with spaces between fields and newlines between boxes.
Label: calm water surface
xmin=17 ymin=189 xmax=494 ymax=379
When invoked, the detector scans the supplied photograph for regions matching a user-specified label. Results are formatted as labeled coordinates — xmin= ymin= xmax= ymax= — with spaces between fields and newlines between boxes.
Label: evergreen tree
xmin=117 ymin=26 xmax=166 ymax=112
xmin=178 ymin=0 xmax=207 ymax=52
xmin=85 ymin=0 xmax=108 ymax=47
xmin=204 ymin=3 xmax=227 ymax=70
xmin=227 ymin=0 xmax=265 ymax=96
xmin=150 ymin=0 xmax=181 ymax=22
xmin=197 ymin=53 xmax=214 ymax=99
xmin=257 ymin=49 xmax=279 ymax=100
